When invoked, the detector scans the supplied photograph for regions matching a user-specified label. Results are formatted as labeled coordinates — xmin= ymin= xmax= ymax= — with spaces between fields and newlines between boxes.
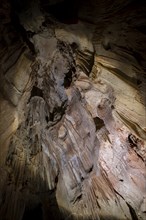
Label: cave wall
xmin=0 ymin=0 xmax=146 ymax=219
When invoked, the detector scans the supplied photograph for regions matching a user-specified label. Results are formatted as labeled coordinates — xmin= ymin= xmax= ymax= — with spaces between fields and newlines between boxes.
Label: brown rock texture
xmin=0 ymin=0 xmax=146 ymax=220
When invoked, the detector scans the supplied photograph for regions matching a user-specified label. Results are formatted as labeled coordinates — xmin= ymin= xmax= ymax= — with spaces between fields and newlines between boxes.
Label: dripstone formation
xmin=0 ymin=0 xmax=146 ymax=219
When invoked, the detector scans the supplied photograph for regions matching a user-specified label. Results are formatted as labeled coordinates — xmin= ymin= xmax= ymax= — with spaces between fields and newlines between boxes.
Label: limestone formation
xmin=0 ymin=0 xmax=146 ymax=220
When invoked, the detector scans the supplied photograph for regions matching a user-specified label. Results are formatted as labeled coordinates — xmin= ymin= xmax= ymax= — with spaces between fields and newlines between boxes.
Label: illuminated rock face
xmin=0 ymin=0 xmax=146 ymax=220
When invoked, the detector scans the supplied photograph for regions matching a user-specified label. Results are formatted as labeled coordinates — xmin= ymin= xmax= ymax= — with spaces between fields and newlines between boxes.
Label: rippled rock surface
xmin=0 ymin=0 xmax=146 ymax=219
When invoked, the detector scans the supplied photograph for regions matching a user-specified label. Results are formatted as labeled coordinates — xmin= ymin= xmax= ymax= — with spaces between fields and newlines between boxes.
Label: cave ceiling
xmin=0 ymin=0 xmax=146 ymax=220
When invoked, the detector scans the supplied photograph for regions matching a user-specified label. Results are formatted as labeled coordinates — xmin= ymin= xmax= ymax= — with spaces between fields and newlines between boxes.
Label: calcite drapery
xmin=0 ymin=0 xmax=146 ymax=219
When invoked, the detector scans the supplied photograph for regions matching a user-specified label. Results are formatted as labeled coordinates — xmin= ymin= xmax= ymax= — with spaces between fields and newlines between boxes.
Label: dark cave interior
xmin=0 ymin=0 xmax=146 ymax=220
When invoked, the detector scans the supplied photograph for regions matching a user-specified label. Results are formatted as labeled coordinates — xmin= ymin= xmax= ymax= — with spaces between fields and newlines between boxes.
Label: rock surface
xmin=0 ymin=0 xmax=146 ymax=220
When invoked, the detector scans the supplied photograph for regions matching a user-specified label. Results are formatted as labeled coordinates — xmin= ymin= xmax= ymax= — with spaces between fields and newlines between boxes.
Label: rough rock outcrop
xmin=0 ymin=0 xmax=146 ymax=219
